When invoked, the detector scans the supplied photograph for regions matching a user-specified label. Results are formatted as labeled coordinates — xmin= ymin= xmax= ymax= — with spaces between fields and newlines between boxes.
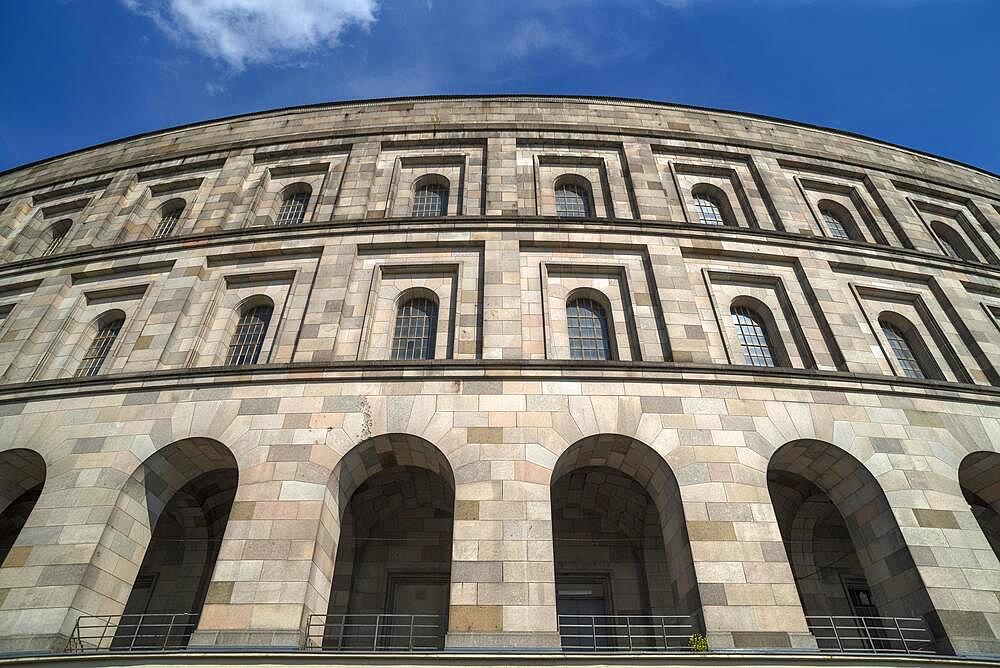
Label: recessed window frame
xmin=930 ymin=220 xmax=978 ymax=263
xmin=154 ymin=198 xmax=186 ymax=239
xmin=391 ymin=289 xmax=440 ymax=360
xmin=275 ymin=183 xmax=312 ymax=227
xmin=75 ymin=311 xmax=125 ymax=378
xmin=691 ymin=184 xmax=735 ymax=227
xmin=877 ymin=311 xmax=940 ymax=381
xmin=554 ymin=175 xmax=594 ymax=219
xmin=411 ymin=174 xmax=450 ymax=218
xmin=728 ymin=297 xmax=789 ymax=369
xmin=566 ymin=289 xmax=615 ymax=361
xmin=817 ymin=200 xmax=860 ymax=242
xmin=225 ymin=298 xmax=275 ymax=367
xmin=41 ymin=219 xmax=72 ymax=258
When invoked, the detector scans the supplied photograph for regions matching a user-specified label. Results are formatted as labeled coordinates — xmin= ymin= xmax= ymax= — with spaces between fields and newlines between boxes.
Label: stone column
xmin=190 ymin=402 xmax=335 ymax=648
xmin=446 ymin=424 xmax=559 ymax=649
xmin=680 ymin=474 xmax=816 ymax=650
xmin=0 ymin=450 xmax=139 ymax=651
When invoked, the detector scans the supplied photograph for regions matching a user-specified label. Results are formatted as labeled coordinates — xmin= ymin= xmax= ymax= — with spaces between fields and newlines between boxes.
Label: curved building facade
xmin=0 ymin=96 xmax=1000 ymax=665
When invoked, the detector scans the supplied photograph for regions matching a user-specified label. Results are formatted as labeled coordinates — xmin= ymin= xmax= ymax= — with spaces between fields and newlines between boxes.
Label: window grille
xmin=154 ymin=206 xmax=183 ymax=239
xmin=555 ymin=182 xmax=592 ymax=218
xmin=76 ymin=318 xmax=124 ymax=377
xmin=881 ymin=321 xmax=926 ymax=379
xmin=226 ymin=304 xmax=273 ymax=366
xmin=731 ymin=305 xmax=777 ymax=367
xmin=933 ymin=223 xmax=975 ymax=262
xmin=567 ymin=297 xmax=611 ymax=360
xmin=412 ymin=182 xmax=448 ymax=217
xmin=391 ymin=297 xmax=438 ymax=360
xmin=693 ymin=193 xmax=726 ymax=226
xmin=41 ymin=226 xmax=69 ymax=257
xmin=821 ymin=209 xmax=851 ymax=240
xmin=276 ymin=191 xmax=309 ymax=226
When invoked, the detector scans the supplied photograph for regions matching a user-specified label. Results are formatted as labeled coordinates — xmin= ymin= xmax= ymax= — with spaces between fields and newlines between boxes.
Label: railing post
xmin=591 ymin=616 xmax=597 ymax=652
xmin=625 ymin=616 xmax=632 ymax=651
xmin=373 ymin=614 xmax=381 ymax=652
xmin=661 ymin=617 xmax=667 ymax=650
xmin=894 ymin=617 xmax=905 ymax=654
xmin=828 ymin=616 xmax=842 ymax=652
xmin=129 ymin=614 xmax=140 ymax=651
xmin=163 ymin=614 xmax=175 ymax=650
xmin=409 ymin=615 xmax=415 ymax=650
xmin=860 ymin=616 xmax=872 ymax=653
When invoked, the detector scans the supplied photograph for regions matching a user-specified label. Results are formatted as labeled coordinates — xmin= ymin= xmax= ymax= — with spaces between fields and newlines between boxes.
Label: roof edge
xmin=1 ymin=93 xmax=998 ymax=182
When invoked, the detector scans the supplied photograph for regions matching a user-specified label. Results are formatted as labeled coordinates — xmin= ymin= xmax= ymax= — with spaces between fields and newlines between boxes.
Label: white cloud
xmin=122 ymin=0 xmax=377 ymax=70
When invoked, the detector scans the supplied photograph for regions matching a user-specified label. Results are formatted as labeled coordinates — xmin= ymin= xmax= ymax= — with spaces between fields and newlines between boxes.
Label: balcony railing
xmin=558 ymin=615 xmax=697 ymax=652
xmin=806 ymin=615 xmax=936 ymax=655
xmin=304 ymin=614 xmax=446 ymax=651
xmin=67 ymin=613 xmax=198 ymax=652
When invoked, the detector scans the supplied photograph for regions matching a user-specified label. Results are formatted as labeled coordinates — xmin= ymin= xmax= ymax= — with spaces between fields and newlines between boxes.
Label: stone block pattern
xmin=0 ymin=96 xmax=998 ymax=656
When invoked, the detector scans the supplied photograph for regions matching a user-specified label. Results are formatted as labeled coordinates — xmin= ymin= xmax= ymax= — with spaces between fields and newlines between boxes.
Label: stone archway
xmin=0 ymin=448 xmax=45 ymax=567
xmin=959 ymin=452 xmax=1000 ymax=560
xmin=322 ymin=434 xmax=455 ymax=650
xmin=768 ymin=439 xmax=938 ymax=651
xmin=550 ymin=434 xmax=701 ymax=649
xmin=94 ymin=438 xmax=238 ymax=650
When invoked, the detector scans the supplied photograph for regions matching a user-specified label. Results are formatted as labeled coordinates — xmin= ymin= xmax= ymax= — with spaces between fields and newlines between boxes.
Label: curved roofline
xmin=2 ymin=93 xmax=998 ymax=181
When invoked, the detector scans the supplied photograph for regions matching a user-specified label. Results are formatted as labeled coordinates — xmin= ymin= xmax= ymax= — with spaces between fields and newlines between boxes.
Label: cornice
xmin=2 ymin=95 xmax=999 ymax=185
xmin=0 ymin=359 xmax=998 ymax=409
xmin=0 ymin=216 xmax=997 ymax=286
xmin=3 ymin=121 xmax=999 ymax=207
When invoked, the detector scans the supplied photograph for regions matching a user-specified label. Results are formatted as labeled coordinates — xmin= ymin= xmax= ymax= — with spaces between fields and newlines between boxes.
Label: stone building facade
xmin=0 ymin=96 xmax=999 ymax=661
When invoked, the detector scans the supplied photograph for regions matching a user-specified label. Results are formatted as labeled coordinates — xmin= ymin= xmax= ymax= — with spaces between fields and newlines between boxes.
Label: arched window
xmin=818 ymin=201 xmax=858 ymax=241
xmin=412 ymin=176 xmax=449 ymax=217
xmin=391 ymin=294 xmax=438 ymax=360
xmin=154 ymin=199 xmax=185 ymax=239
xmin=567 ymin=295 xmax=612 ymax=360
xmin=41 ymin=220 xmax=71 ymax=257
xmin=76 ymin=314 xmax=124 ymax=377
xmin=226 ymin=301 xmax=273 ymax=366
xmin=276 ymin=185 xmax=311 ymax=226
xmin=554 ymin=177 xmax=593 ymax=218
xmin=931 ymin=220 xmax=977 ymax=262
xmin=691 ymin=186 xmax=730 ymax=226
xmin=879 ymin=316 xmax=932 ymax=380
xmin=731 ymin=304 xmax=778 ymax=367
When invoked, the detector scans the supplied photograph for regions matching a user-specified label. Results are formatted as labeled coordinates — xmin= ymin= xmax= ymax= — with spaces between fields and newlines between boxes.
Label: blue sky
xmin=1 ymin=0 xmax=998 ymax=174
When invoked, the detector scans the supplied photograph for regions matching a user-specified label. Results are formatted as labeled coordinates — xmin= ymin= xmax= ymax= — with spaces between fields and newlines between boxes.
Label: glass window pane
xmin=731 ymin=305 xmax=777 ymax=367
xmin=76 ymin=318 xmax=124 ymax=377
xmin=881 ymin=321 xmax=926 ymax=379
xmin=821 ymin=210 xmax=851 ymax=240
xmin=41 ymin=226 xmax=69 ymax=257
xmin=413 ymin=182 xmax=449 ymax=217
xmin=391 ymin=297 xmax=438 ymax=360
xmin=693 ymin=193 xmax=726 ymax=226
xmin=276 ymin=191 xmax=310 ymax=226
xmin=226 ymin=304 xmax=273 ymax=366
xmin=154 ymin=205 xmax=184 ymax=239
xmin=555 ymin=182 xmax=591 ymax=218
xmin=567 ymin=297 xmax=611 ymax=360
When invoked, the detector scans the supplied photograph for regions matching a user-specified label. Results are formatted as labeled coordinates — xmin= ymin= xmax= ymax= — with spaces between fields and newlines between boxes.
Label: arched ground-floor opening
xmin=109 ymin=439 xmax=238 ymax=650
xmin=769 ymin=440 xmax=939 ymax=653
xmin=324 ymin=434 xmax=454 ymax=650
xmin=0 ymin=449 xmax=45 ymax=567
xmin=550 ymin=434 xmax=700 ymax=650
xmin=959 ymin=452 xmax=1000 ymax=560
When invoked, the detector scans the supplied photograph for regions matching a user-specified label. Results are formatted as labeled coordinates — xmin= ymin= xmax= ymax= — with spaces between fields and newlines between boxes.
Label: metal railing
xmin=304 ymin=614 xmax=446 ymax=651
xmin=558 ymin=615 xmax=696 ymax=652
xmin=806 ymin=615 xmax=936 ymax=655
xmin=68 ymin=613 xmax=199 ymax=652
